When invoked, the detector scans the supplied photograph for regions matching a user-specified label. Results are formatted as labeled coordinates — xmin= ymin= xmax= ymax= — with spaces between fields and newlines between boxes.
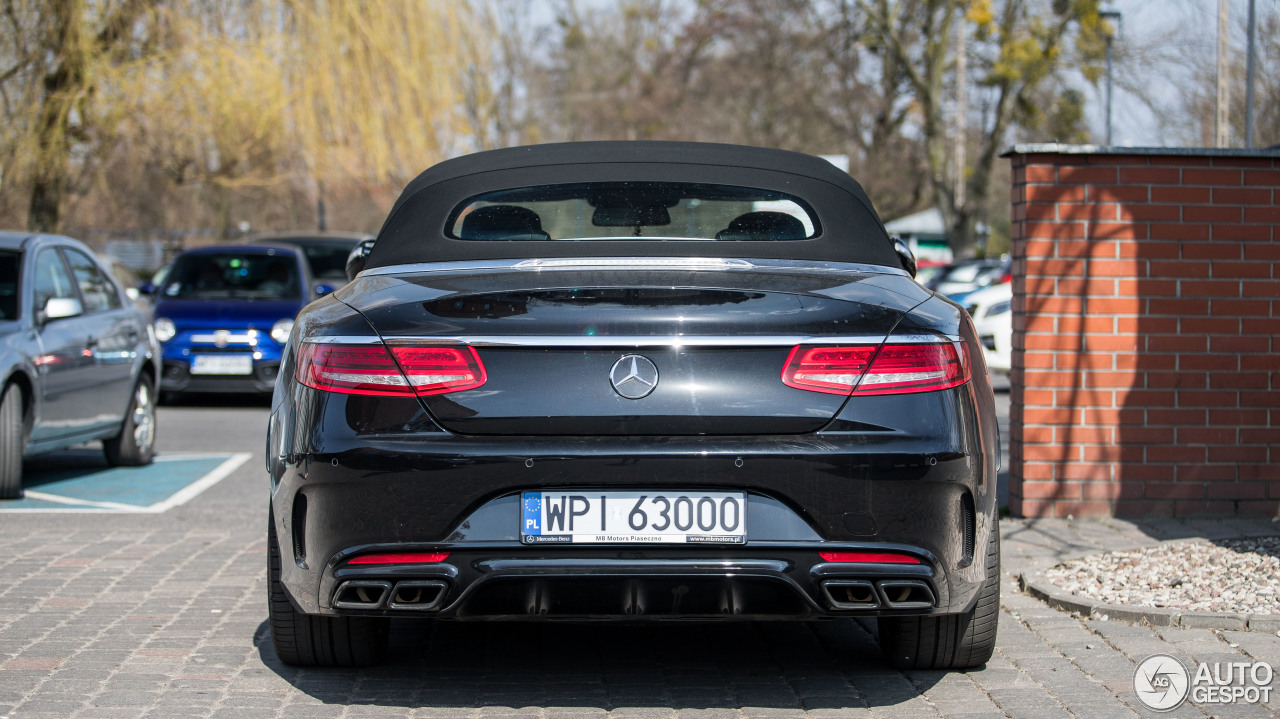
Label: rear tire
xmin=104 ymin=374 xmax=157 ymax=467
xmin=877 ymin=516 xmax=1000 ymax=670
xmin=0 ymin=383 xmax=24 ymax=499
xmin=267 ymin=508 xmax=389 ymax=667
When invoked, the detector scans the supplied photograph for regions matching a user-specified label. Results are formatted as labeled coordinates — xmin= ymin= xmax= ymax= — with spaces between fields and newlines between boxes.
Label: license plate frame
xmin=190 ymin=354 xmax=254 ymax=375
xmin=520 ymin=491 xmax=747 ymax=544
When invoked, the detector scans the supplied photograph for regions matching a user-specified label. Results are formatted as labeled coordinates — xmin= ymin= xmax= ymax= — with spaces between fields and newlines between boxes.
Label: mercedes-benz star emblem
xmin=609 ymin=355 xmax=659 ymax=400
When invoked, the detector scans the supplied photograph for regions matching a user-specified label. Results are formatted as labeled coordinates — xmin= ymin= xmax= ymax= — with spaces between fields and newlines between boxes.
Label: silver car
xmin=0 ymin=232 xmax=160 ymax=499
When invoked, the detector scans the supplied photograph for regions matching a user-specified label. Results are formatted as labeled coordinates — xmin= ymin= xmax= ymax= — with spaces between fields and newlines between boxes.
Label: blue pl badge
xmin=522 ymin=493 xmax=542 ymax=535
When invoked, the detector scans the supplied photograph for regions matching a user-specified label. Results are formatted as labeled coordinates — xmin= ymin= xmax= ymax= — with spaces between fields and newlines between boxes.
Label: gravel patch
xmin=1044 ymin=536 xmax=1280 ymax=615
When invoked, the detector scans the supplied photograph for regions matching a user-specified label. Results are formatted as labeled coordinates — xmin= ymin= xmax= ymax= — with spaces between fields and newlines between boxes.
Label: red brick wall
xmin=1007 ymin=147 xmax=1280 ymax=518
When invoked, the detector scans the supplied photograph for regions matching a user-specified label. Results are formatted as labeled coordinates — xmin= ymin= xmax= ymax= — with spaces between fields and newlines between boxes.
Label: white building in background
xmin=882 ymin=208 xmax=989 ymax=266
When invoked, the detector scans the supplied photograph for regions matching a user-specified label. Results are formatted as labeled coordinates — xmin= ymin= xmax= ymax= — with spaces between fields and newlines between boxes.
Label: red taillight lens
xmin=296 ymin=343 xmax=486 ymax=397
xmin=781 ymin=345 xmax=878 ymax=395
xmin=388 ymin=346 xmax=487 ymax=396
xmin=347 ymin=552 xmax=450 ymax=565
xmin=818 ymin=551 xmax=920 ymax=564
xmin=781 ymin=342 xmax=970 ymax=396
xmin=297 ymin=343 xmax=415 ymax=396
xmin=854 ymin=343 xmax=970 ymax=396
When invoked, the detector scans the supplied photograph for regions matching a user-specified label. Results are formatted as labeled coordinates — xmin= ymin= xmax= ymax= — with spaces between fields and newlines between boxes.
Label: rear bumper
xmin=321 ymin=551 xmax=948 ymax=620
xmin=269 ymin=437 xmax=997 ymax=621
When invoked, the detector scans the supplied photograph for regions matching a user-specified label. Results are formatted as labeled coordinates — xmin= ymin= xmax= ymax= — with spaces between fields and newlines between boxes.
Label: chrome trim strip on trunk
xmin=513 ymin=257 xmax=755 ymax=271
xmin=358 ymin=257 xmax=910 ymax=279
xmin=303 ymin=334 xmax=960 ymax=348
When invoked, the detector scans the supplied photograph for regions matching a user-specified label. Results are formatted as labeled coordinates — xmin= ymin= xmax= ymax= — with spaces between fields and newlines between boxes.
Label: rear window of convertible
xmin=446 ymin=182 xmax=820 ymax=242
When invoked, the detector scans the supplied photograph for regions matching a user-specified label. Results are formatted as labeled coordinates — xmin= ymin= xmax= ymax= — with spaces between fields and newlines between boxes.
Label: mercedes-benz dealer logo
xmin=609 ymin=355 xmax=659 ymax=399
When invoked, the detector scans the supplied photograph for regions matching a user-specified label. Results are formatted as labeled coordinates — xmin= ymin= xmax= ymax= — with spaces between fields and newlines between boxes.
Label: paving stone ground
xmin=0 ymin=394 xmax=1276 ymax=718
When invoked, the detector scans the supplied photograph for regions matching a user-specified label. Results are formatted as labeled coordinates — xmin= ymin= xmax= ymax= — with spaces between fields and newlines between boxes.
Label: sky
xmin=1099 ymin=0 xmax=1277 ymax=147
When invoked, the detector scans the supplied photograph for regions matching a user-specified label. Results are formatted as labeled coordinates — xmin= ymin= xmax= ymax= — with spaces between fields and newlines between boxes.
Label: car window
xmin=32 ymin=249 xmax=77 ymax=313
xmin=447 ymin=182 xmax=819 ymax=242
xmin=0 ymin=251 xmax=18 ymax=320
xmin=163 ymin=252 xmax=303 ymax=300
xmin=63 ymin=248 xmax=122 ymax=313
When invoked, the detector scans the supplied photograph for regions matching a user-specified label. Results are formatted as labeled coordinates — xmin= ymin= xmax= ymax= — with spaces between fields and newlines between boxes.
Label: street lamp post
xmin=1100 ymin=9 xmax=1122 ymax=147
xmin=1245 ymin=0 xmax=1257 ymax=148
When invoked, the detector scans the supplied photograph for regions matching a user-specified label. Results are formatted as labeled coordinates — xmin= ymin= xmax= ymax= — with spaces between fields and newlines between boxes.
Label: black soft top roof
xmin=367 ymin=141 xmax=900 ymax=269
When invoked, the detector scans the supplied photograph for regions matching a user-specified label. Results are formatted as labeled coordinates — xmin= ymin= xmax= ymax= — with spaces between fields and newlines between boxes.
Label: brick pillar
xmin=1006 ymin=146 xmax=1280 ymax=518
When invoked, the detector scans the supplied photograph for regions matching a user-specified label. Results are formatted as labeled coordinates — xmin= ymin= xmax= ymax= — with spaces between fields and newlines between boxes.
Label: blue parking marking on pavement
xmin=0 ymin=453 xmax=251 ymax=513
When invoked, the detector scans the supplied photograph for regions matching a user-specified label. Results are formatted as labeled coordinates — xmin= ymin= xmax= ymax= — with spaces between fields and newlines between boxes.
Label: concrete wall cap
xmin=1002 ymin=143 xmax=1280 ymax=159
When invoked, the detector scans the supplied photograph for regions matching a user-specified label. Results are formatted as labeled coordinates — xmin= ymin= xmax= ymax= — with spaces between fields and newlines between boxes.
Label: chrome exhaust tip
xmin=876 ymin=579 xmax=936 ymax=609
xmin=820 ymin=579 xmax=881 ymax=610
xmin=332 ymin=580 xmax=392 ymax=610
xmin=388 ymin=580 xmax=448 ymax=611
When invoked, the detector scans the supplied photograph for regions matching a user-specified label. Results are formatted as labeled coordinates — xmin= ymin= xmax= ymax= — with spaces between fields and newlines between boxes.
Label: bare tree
xmin=1174 ymin=8 xmax=1280 ymax=148
xmin=860 ymin=0 xmax=1108 ymax=258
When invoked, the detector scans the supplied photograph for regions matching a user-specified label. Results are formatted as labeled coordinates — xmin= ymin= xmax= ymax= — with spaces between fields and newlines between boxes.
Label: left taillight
xmin=296 ymin=343 xmax=486 ymax=397
xmin=781 ymin=342 xmax=970 ymax=396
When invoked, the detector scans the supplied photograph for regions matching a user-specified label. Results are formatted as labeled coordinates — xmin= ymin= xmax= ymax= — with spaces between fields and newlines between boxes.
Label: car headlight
xmin=154 ymin=317 xmax=176 ymax=343
xmin=270 ymin=318 xmax=294 ymax=344
xmin=988 ymin=300 xmax=1011 ymax=316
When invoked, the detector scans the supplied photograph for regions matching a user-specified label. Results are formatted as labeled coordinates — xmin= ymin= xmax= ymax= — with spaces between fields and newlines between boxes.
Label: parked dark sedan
xmin=265 ymin=142 xmax=1000 ymax=670
xmin=0 ymin=232 xmax=160 ymax=499
xmin=247 ymin=231 xmax=373 ymax=289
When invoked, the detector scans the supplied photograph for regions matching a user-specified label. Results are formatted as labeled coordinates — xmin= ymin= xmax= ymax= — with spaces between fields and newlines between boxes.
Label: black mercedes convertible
xmin=265 ymin=142 xmax=1000 ymax=670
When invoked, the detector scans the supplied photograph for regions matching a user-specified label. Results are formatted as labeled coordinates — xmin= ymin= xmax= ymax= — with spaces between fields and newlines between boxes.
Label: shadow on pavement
xmin=254 ymin=618 xmax=946 ymax=710
xmin=160 ymin=392 xmax=272 ymax=408
xmin=19 ymin=448 xmax=112 ymax=489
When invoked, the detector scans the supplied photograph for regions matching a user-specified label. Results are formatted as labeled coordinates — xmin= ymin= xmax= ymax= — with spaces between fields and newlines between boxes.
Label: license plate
xmin=190 ymin=354 xmax=254 ymax=375
xmin=521 ymin=491 xmax=746 ymax=544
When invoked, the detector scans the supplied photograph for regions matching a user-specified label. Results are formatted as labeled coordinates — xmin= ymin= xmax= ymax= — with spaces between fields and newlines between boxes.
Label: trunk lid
xmin=338 ymin=264 xmax=926 ymax=435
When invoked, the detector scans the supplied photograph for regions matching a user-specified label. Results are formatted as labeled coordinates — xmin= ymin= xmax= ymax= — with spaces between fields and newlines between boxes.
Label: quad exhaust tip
xmin=333 ymin=580 xmax=392 ymax=609
xmin=388 ymin=580 xmax=448 ymax=611
xmin=820 ymin=579 xmax=880 ymax=610
xmin=875 ymin=579 xmax=936 ymax=609
xmin=333 ymin=579 xmax=448 ymax=611
xmin=820 ymin=578 xmax=936 ymax=611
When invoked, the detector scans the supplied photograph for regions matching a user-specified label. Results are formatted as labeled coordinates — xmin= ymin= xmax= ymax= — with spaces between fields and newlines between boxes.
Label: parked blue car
xmin=145 ymin=244 xmax=324 ymax=398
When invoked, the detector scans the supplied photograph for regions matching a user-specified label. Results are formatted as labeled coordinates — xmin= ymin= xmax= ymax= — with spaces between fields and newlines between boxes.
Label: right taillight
xmin=296 ymin=343 xmax=486 ymax=397
xmin=782 ymin=342 xmax=970 ymax=396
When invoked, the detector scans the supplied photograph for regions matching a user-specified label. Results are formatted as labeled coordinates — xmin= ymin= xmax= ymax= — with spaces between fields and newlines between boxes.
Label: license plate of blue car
xmin=521 ymin=491 xmax=746 ymax=544
xmin=190 ymin=354 xmax=253 ymax=375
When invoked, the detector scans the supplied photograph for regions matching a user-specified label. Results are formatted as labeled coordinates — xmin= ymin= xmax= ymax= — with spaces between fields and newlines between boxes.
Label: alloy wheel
xmin=132 ymin=382 xmax=155 ymax=453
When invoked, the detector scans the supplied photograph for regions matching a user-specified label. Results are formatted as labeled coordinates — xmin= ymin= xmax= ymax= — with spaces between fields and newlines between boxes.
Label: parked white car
xmin=964 ymin=282 xmax=1012 ymax=374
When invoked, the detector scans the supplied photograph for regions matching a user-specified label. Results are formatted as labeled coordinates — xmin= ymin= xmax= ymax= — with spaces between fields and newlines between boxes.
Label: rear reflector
xmin=348 ymin=552 xmax=451 ymax=565
xmin=782 ymin=342 xmax=970 ymax=396
xmin=297 ymin=343 xmax=486 ymax=397
xmin=819 ymin=551 xmax=921 ymax=564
